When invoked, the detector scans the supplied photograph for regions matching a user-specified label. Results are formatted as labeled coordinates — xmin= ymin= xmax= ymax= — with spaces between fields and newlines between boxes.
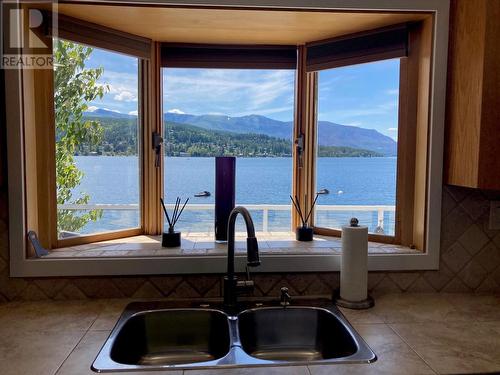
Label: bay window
xmin=4 ymin=1 xmax=447 ymax=277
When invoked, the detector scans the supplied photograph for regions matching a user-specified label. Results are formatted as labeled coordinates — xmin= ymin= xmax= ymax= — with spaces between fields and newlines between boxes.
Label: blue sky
xmin=85 ymin=47 xmax=399 ymax=139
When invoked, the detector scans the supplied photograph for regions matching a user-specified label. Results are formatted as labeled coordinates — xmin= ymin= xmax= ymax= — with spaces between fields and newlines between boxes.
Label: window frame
xmin=297 ymin=20 xmax=433 ymax=250
xmin=6 ymin=0 xmax=449 ymax=277
xmin=16 ymin=13 xmax=163 ymax=251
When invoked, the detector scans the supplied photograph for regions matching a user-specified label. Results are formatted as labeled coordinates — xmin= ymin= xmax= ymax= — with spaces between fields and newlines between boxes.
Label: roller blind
xmin=45 ymin=12 xmax=151 ymax=59
xmin=306 ymin=24 xmax=409 ymax=71
xmin=161 ymin=43 xmax=297 ymax=69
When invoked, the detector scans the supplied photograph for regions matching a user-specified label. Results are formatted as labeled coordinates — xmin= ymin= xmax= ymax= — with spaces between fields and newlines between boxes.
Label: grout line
xmin=386 ymin=323 xmax=439 ymax=375
xmin=53 ymin=330 xmax=88 ymax=375
xmin=53 ymin=306 xmax=103 ymax=375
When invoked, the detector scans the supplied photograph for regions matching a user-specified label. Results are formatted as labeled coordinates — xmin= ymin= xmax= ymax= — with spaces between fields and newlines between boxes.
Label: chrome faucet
xmin=223 ymin=206 xmax=260 ymax=309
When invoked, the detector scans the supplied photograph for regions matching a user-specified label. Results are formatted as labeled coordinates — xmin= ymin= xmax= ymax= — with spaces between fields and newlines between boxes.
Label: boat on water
xmin=194 ymin=191 xmax=211 ymax=197
xmin=317 ymin=188 xmax=330 ymax=195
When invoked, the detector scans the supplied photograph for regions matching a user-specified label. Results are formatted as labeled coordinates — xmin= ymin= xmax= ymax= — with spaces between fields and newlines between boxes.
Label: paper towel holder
xmin=332 ymin=217 xmax=375 ymax=309
xmin=333 ymin=289 xmax=374 ymax=309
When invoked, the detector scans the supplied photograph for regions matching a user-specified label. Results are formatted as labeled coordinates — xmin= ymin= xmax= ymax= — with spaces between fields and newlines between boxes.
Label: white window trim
xmin=7 ymin=0 xmax=449 ymax=277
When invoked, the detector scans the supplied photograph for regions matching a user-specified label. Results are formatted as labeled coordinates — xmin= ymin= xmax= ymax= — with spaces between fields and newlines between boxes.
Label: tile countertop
xmin=1 ymin=293 xmax=500 ymax=375
xmin=45 ymin=233 xmax=419 ymax=258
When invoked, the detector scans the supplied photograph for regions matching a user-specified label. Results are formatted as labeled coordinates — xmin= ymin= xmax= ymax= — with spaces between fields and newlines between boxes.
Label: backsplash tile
xmin=0 ymin=184 xmax=500 ymax=300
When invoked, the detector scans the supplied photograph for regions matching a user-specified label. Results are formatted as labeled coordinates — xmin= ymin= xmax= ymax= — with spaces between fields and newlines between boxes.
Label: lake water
xmin=68 ymin=156 xmax=396 ymax=234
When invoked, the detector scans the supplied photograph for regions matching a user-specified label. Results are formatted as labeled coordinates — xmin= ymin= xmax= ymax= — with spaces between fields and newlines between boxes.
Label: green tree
xmin=53 ymin=39 xmax=107 ymax=234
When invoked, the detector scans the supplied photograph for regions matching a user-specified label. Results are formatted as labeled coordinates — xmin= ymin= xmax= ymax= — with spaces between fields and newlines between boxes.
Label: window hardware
xmin=152 ymin=131 xmax=163 ymax=167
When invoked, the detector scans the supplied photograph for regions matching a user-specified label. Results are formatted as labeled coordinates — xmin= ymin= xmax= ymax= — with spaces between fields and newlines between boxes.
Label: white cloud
xmin=385 ymin=89 xmax=399 ymax=95
xmin=167 ymin=108 xmax=185 ymax=114
xmin=387 ymin=127 xmax=398 ymax=132
xmin=87 ymin=105 xmax=98 ymax=112
xmin=331 ymin=100 xmax=399 ymax=118
xmin=113 ymin=90 xmax=137 ymax=102
xmin=163 ymin=69 xmax=295 ymax=118
xmin=128 ymin=110 xmax=138 ymax=116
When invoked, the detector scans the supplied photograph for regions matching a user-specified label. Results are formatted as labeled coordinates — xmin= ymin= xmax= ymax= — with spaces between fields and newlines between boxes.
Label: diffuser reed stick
xmin=290 ymin=193 xmax=319 ymax=227
xmin=160 ymin=197 xmax=189 ymax=233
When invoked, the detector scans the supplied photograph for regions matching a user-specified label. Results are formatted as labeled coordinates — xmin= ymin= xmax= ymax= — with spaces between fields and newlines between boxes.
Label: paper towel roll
xmin=340 ymin=224 xmax=368 ymax=302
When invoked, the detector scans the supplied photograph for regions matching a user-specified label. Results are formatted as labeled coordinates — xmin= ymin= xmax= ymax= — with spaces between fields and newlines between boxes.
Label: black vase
xmin=162 ymin=231 xmax=181 ymax=247
xmin=214 ymin=157 xmax=236 ymax=243
xmin=296 ymin=226 xmax=314 ymax=241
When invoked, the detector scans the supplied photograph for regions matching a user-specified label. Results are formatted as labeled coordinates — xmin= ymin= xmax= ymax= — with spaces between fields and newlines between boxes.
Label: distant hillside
xmin=83 ymin=109 xmax=397 ymax=156
xmin=316 ymin=121 xmax=397 ymax=156
xmin=164 ymin=113 xmax=397 ymax=156
xmin=84 ymin=108 xmax=135 ymax=119
xmin=78 ymin=116 xmax=382 ymax=158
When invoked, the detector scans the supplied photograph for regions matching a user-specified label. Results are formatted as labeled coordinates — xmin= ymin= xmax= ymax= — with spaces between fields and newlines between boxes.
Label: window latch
xmin=295 ymin=133 xmax=304 ymax=168
xmin=152 ymin=132 xmax=163 ymax=168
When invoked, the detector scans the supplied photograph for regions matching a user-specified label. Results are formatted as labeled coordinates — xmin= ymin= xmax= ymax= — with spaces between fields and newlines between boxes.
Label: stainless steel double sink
xmin=92 ymin=299 xmax=376 ymax=372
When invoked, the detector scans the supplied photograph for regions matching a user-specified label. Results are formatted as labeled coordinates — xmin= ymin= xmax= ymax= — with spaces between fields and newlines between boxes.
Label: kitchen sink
xmin=92 ymin=300 xmax=376 ymax=372
xmin=109 ymin=309 xmax=231 ymax=366
xmin=237 ymin=307 xmax=357 ymax=361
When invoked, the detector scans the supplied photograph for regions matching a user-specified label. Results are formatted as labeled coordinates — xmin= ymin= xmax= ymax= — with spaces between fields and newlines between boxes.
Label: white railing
xmin=58 ymin=203 xmax=395 ymax=232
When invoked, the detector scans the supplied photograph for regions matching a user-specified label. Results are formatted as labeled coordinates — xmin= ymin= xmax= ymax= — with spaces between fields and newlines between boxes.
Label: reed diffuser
xmin=160 ymin=197 xmax=189 ymax=247
xmin=290 ymin=193 xmax=319 ymax=241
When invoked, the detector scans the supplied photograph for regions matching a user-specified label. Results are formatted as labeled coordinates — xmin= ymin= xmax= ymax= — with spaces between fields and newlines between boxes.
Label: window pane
xmin=315 ymin=59 xmax=399 ymax=235
xmin=53 ymin=39 xmax=140 ymax=238
xmin=163 ymin=68 xmax=294 ymax=234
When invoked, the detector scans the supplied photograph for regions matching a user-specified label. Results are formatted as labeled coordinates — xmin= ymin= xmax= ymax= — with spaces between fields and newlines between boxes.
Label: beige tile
xmin=125 ymin=249 xmax=159 ymax=257
xmin=0 ymin=329 xmax=83 ymax=375
xmin=458 ymin=224 xmax=490 ymax=255
xmin=72 ymin=250 xmax=105 ymax=257
xmin=116 ymin=242 xmax=161 ymax=251
xmin=444 ymin=293 xmax=500 ymax=322
xmin=101 ymin=235 xmax=159 ymax=245
xmin=45 ymin=251 xmax=79 ymax=258
xmin=182 ymin=248 xmax=208 ymax=255
xmin=309 ymin=324 xmax=435 ymax=374
xmin=266 ymin=240 xmax=312 ymax=248
xmin=90 ymin=299 xmax=131 ymax=331
xmin=206 ymin=247 xmax=226 ymax=255
xmin=390 ymin=321 xmax=500 ymax=374
xmin=369 ymin=293 xmax=471 ymax=323
xmin=56 ymin=330 xmax=184 ymax=375
xmin=99 ymin=250 xmax=133 ymax=257
xmin=441 ymin=242 xmax=471 ymax=273
xmin=155 ymin=247 xmax=183 ymax=256
xmin=194 ymin=241 xmax=227 ymax=250
xmin=56 ymin=331 xmax=108 ymax=375
xmin=195 ymin=240 xmax=269 ymax=250
xmin=0 ymin=300 xmax=104 ymax=333
xmin=185 ymin=366 xmax=310 ymax=375
xmin=339 ymin=306 xmax=384 ymax=324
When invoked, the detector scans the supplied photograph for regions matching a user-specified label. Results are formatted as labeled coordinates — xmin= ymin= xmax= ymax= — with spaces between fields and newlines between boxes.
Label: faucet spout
xmin=224 ymin=206 xmax=260 ymax=309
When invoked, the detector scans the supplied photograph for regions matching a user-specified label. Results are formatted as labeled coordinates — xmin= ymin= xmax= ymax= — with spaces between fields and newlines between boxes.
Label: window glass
xmin=163 ymin=68 xmax=295 ymax=234
xmin=315 ymin=59 xmax=400 ymax=235
xmin=53 ymin=39 xmax=140 ymax=238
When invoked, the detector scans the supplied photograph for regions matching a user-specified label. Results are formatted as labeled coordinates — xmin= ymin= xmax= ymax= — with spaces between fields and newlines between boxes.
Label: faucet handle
xmin=280 ymin=287 xmax=291 ymax=306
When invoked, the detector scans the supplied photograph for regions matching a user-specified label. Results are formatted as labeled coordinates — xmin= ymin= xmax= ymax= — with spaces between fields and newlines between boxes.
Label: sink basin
xmin=92 ymin=300 xmax=375 ymax=372
xmin=109 ymin=309 xmax=230 ymax=366
xmin=238 ymin=307 xmax=357 ymax=361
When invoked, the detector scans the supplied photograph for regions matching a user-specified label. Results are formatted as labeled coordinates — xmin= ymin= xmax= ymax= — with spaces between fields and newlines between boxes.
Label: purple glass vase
xmin=214 ymin=157 xmax=236 ymax=242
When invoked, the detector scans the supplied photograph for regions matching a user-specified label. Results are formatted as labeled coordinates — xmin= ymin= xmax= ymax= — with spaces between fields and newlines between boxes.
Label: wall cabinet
xmin=445 ymin=0 xmax=500 ymax=190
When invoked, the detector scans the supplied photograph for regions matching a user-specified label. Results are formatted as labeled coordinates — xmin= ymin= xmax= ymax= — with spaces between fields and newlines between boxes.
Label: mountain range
xmin=85 ymin=108 xmax=397 ymax=156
